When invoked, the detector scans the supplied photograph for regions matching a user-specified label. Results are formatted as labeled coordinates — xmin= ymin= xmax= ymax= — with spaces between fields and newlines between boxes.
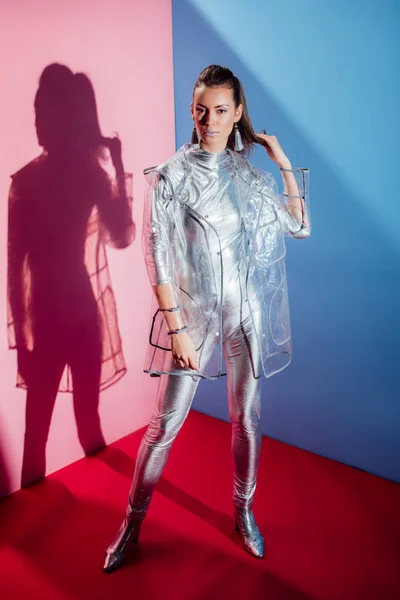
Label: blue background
xmin=172 ymin=0 xmax=400 ymax=482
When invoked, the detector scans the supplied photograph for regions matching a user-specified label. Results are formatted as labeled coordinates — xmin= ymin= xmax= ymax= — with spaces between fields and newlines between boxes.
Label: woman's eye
xmin=218 ymin=109 xmax=227 ymax=114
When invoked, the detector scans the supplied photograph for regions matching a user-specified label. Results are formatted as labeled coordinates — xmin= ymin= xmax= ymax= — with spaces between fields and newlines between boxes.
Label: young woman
xmin=104 ymin=64 xmax=310 ymax=572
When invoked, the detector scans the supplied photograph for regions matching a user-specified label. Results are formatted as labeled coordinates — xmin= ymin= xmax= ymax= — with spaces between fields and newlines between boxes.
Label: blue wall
xmin=172 ymin=0 xmax=400 ymax=482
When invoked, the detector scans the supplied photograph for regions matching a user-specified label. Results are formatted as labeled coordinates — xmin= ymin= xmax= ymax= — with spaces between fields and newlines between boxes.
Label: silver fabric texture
xmin=142 ymin=144 xmax=310 ymax=380
xmin=129 ymin=277 xmax=261 ymax=511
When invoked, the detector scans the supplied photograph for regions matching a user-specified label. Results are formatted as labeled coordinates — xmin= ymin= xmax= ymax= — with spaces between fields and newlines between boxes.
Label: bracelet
xmin=160 ymin=306 xmax=183 ymax=313
xmin=280 ymin=167 xmax=309 ymax=173
xmin=283 ymin=193 xmax=304 ymax=199
xmin=167 ymin=326 xmax=188 ymax=336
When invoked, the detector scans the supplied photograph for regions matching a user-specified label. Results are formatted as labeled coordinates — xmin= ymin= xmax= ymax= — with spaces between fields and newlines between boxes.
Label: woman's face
xmin=191 ymin=85 xmax=242 ymax=153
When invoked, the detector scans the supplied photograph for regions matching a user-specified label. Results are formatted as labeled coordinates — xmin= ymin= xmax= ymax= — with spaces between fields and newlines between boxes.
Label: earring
xmin=191 ymin=124 xmax=199 ymax=145
xmin=234 ymin=123 xmax=243 ymax=152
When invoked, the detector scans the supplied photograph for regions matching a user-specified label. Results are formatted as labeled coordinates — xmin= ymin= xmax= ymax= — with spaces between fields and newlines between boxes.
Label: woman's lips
xmin=203 ymin=131 xmax=218 ymax=137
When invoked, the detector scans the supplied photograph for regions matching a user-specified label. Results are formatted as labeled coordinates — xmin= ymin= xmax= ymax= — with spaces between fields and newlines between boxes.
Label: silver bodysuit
xmin=129 ymin=149 xmax=266 ymax=512
xmin=104 ymin=146 xmax=310 ymax=569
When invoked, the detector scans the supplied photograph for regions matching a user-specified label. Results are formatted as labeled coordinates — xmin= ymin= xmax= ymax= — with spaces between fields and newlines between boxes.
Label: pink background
xmin=0 ymin=0 xmax=175 ymax=496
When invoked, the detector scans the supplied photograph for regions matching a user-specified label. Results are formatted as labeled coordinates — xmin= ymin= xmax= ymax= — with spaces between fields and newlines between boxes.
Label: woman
xmin=7 ymin=64 xmax=135 ymax=487
xmin=104 ymin=64 xmax=310 ymax=572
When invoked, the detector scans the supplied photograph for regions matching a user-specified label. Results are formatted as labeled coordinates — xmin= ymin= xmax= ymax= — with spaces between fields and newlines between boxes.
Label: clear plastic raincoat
xmin=142 ymin=144 xmax=310 ymax=380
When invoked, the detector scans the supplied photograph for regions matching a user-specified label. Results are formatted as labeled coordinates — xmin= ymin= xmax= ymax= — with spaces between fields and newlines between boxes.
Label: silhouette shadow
xmin=7 ymin=64 xmax=135 ymax=488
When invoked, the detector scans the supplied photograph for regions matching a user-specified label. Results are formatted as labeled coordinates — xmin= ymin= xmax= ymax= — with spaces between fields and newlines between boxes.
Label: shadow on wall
xmin=173 ymin=2 xmax=400 ymax=482
xmin=6 ymin=64 xmax=135 ymax=488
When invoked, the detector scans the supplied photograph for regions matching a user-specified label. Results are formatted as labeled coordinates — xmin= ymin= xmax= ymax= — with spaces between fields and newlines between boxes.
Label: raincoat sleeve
xmin=255 ymin=167 xmax=311 ymax=239
xmin=95 ymin=166 xmax=135 ymax=249
xmin=142 ymin=170 xmax=176 ymax=286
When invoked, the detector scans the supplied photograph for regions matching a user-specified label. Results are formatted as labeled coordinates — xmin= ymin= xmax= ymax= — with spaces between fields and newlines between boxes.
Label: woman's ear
xmin=190 ymin=102 xmax=194 ymax=121
xmin=235 ymin=103 xmax=243 ymax=122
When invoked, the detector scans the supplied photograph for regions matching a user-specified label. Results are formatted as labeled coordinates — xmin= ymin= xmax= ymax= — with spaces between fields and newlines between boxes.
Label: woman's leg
xmin=128 ymin=322 xmax=219 ymax=514
xmin=223 ymin=307 xmax=264 ymax=558
xmin=128 ymin=371 xmax=201 ymax=513
xmin=104 ymin=371 xmax=201 ymax=572
xmin=224 ymin=315 xmax=262 ymax=510
xmin=104 ymin=323 xmax=220 ymax=573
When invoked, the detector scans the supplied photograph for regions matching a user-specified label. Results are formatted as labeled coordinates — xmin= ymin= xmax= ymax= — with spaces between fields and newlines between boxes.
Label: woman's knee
xmin=144 ymin=410 xmax=185 ymax=447
xmin=231 ymin=404 xmax=260 ymax=433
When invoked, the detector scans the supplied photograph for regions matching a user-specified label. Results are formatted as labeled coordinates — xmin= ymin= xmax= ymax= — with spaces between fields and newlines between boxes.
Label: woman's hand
xmin=256 ymin=132 xmax=291 ymax=170
xmin=171 ymin=332 xmax=199 ymax=371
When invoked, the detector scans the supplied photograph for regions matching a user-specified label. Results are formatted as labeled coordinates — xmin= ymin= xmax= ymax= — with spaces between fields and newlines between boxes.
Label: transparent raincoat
xmin=142 ymin=144 xmax=310 ymax=380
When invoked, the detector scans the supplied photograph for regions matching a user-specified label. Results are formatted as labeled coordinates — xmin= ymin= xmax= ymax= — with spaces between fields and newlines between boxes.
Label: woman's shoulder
xmin=145 ymin=145 xmax=189 ymax=173
xmin=233 ymin=152 xmax=276 ymax=190
xmin=144 ymin=145 xmax=190 ymax=191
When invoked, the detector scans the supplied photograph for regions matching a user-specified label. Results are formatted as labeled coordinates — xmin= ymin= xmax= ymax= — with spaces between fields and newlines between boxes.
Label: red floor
xmin=0 ymin=411 xmax=399 ymax=600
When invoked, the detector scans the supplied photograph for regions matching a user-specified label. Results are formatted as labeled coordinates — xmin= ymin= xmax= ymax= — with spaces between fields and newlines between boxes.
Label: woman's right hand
xmin=171 ymin=332 xmax=199 ymax=371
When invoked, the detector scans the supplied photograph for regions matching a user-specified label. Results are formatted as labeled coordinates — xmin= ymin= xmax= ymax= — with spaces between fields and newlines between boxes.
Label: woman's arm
xmin=154 ymin=283 xmax=185 ymax=331
xmin=279 ymin=167 xmax=310 ymax=231
xmin=256 ymin=133 xmax=310 ymax=236
xmin=154 ymin=284 xmax=198 ymax=371
xmin=143 ymin=173 xmax=198 ymax=371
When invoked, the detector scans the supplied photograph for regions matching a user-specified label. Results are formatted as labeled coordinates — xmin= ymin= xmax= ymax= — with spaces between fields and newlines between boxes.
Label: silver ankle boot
xmin=103 ymin=503 xmax=145 ymax=573
xmin=234 ymin=506 xmax=264 ymax=558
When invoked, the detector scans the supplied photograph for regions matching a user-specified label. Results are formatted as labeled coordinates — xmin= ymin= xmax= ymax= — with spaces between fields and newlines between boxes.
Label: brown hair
xmin=193 ymin=64 xmax=266 ymax=156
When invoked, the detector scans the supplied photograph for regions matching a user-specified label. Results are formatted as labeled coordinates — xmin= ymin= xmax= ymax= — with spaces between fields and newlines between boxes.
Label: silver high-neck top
xmin=186 ymin=144 xmax=232 ymax=171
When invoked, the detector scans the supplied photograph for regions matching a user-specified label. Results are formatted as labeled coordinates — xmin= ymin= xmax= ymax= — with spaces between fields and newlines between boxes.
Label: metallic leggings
xmin=129 ymin=296 xmax=262 ymax=514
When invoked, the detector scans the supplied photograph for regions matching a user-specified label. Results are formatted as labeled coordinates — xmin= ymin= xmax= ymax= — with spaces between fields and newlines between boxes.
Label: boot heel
xmin=132 ymin=531 xmax=140 ymax=544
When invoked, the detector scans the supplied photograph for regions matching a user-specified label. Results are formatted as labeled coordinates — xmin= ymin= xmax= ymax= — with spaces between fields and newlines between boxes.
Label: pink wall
xmin=0 ymin=0 xmax=175 ymax=497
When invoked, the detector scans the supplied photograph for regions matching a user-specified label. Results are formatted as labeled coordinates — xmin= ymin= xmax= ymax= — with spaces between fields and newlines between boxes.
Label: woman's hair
xmin=35 ymin=63 xmax=103 ymax=156
xmin=193 ymin=64 xmax=266 ymax=155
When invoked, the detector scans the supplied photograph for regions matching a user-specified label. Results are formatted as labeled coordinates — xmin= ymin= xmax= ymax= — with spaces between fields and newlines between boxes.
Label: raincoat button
xmin=217 ymin=251 xmax=220 ymax=255
xmin=205 ymin=214 xmax=209 ymax=219
xmin=215 ymin=332 xmax=219 ymax=336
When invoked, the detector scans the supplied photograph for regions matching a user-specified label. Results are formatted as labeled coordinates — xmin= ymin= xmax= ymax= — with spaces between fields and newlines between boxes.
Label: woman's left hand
xmin=256 ymin=133 xmax=291 ymax=170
